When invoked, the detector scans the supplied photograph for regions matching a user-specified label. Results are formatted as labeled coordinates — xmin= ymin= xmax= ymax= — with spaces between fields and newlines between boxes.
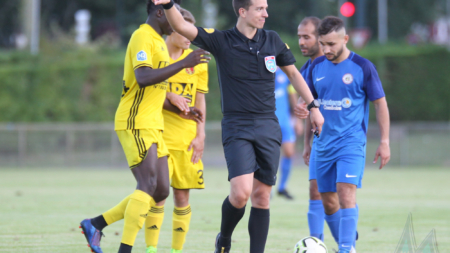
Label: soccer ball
xmin=293 ymin=236 xmax=327 ymax=253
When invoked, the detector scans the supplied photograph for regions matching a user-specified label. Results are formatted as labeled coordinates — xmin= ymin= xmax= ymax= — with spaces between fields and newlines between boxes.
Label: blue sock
xmin=339 ymin=208 xmax=358 ymax=252
xmin=354 ymin=204 xmax=359 ymax=247
xmin=324 ymin=209 xmax=341 ymax=243
xmin=278 ymin=157 xmax=292 ymax=191
xmin=308 ymin=200 xmax=325 ymax=241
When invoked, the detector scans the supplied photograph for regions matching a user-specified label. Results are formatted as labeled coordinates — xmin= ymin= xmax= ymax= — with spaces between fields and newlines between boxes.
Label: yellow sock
xmin=145 ymin=205 xmax=165 ymax=248
xmin=172 ymin=205 xmax=192 ymax=250
xmin=121 ymin=190 xmax=151 ymax=246
xmin=102 ymin=194 xmax=131 ymax=225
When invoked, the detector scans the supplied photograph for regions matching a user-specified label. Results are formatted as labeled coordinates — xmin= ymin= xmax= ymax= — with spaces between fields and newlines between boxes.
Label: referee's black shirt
xmin=192 ymin=26 xmax=296 ymax=117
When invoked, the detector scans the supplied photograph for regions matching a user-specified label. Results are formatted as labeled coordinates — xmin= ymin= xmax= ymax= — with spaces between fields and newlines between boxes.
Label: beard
xmin=326 ymin=45 xmax=344 ymax=62
xmin=301 ymin=42 xmax=320 ymax=57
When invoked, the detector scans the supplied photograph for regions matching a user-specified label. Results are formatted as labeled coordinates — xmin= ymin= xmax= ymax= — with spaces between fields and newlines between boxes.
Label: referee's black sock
xmin=220 ymin=196 xmax=246 ymax=245
xmin=248 ymin=207 xmax=270 ymax=253
xmin=118 ymin=243 xmax=132 ymax=253
xmin=91 ymin=215 xmax=108 ymax=231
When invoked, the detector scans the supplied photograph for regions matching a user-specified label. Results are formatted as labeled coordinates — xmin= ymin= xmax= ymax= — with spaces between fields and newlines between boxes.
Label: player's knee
xmin=284 ymin=148 xmax=295 ymax=158
xmin=230 ymin=191 xmax=250 ymax=208
xmin=137 ymin=177 xmax=157 ymax=195
xmin=309 ymin=181 xmax=321 ymax=200
xmin=322 ymin=198 xmax=339 ymax=214
xmin=251 ymin=189 xmax=271 ymax=208
xmin=153 ymin=186 xmax=170 ymax=203
xmin=173 ymin=190 xmax=190 ymax=207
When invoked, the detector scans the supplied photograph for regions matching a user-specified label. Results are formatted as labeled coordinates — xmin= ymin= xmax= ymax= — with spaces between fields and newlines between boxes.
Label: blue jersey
xmin=300 ymin=59 xmax=312 ymax=86
xmin=306 ymin=52 xmax=385 ymax=161
xmin=274 ymin=68 xmax=291 ymax=121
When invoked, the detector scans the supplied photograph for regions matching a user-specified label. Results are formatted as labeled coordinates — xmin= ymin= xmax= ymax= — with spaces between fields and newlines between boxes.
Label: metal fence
xmin=0 ymin=122 xmax=449 ymax=168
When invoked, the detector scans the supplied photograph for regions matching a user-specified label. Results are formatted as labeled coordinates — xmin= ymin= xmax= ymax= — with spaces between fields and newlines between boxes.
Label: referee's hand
xmin=309 ymin=108 xmax=324 ymax=136
xmin=153 ymin=0 xmax=171 ymax=4
xmin=182 ymin=49 xmax=211 ymax=68
xmin=180 ymin=107 xmax=204 ymax=123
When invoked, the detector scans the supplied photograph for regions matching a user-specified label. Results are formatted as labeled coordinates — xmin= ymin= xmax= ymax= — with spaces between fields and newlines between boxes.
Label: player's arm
xmin=135 ymin=49 xmax=210 ymax=88
xmin=280 ymin=64 xmax=324 ymax=135
xmin=153 ymin=0 xmax=198 ymax=41
xmin=372 ymin=97 xmax=390 ymax=169
xmin=188 ymin=92 xmax=206 ymax=164
xmin=288 ymin=85 xmax=303 ymax=136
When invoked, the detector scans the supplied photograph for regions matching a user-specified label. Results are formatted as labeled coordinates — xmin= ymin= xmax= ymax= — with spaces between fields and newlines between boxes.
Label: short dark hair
xmin=180 ymin=8 xmax=196 ymax=24
xmin=147 ymin=0 xmax=162 ymax=15
xmin=232 ymin=0 xmax=253 ymax=17
xmin=300 ymin=16 xmax=321 ymax=37
xmin=318 ymin=16 xmax=345 ymax=36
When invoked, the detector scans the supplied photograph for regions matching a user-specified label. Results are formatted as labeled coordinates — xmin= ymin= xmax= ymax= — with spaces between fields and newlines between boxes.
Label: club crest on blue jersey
xmin=265 ymin=56 xmax=276 ymax=73
xmin=342 ymin=73 xmax=353 ymax=84
xmin=137 ymin=50 xmax=147 ymax=61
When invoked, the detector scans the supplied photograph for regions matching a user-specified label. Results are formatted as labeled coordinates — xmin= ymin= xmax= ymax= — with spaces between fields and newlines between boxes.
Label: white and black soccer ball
xmin=293 ymin=236 xmax=327 ymax=253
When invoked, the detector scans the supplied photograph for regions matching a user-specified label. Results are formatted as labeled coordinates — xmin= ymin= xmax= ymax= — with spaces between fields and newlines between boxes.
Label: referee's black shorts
xmin=221 ymin=114 xmax=282 ymax=186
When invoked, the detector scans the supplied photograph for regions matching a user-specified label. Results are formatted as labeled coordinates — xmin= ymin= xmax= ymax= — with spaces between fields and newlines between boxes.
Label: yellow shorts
xmin=168 ymin=149 xmax=205 ymax=189
xmin=116 ymin=129 xmax=169 ymax=169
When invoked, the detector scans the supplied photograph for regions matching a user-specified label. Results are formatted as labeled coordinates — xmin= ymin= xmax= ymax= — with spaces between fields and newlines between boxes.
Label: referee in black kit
xmin=153 ymin=0 xmax=324 ymax=252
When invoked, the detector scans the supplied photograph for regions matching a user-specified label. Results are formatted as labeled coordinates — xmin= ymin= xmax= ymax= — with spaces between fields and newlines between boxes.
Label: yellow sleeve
xmin=287 ymin=84 xmax=297 ymax=95
xmin=196 ymin=63 xmax=209 ymax=94
xmin=130 ymin=31 xmax=154 ymax=70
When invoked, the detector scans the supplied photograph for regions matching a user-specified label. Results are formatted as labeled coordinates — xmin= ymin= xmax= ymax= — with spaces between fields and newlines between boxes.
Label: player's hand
xmin=167 ymin=92 xmax=190 ymax=114
xmin=294 ymin=102 xmax=308 ymax=119
xmin=182 ymin=49 xmax=211 ymax=68
xmin=303 ymin=144 xmax=311 ymax=166
xmin=309 ymin=108 xmax=324 ymax=136
xmin=188 ymin=135 xmax=205 ymax=164
xmin=152 ymin=0 xmax=171 ymax=5
xmin=373 ymin=141 xmax=390 ymax=169
xmin=180 ymin=107 xmax=204 ymax=123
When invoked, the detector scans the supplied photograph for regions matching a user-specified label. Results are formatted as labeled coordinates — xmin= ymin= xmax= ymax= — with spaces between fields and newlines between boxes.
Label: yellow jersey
xmin=163 ymin=48 xmax=209 ymax=150
xmin=115 ymin=24 xmax=170 ymax=130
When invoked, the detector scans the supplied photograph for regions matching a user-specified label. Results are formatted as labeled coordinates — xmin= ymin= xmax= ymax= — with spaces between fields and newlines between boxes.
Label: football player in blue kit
xmin=274 ymin=67 xmax=303 ymax=200
xmin=304 ymin=16 xmax=391 ymax=253
xmin=297 ymin=16 xmax=327 ymax=241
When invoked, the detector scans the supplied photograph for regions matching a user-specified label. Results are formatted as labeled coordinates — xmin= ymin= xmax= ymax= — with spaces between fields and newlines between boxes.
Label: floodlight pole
xmin=30 ymin=0 xmax=41 ymax=55
xmin=378 ymin=0 xmax=388 ymax=44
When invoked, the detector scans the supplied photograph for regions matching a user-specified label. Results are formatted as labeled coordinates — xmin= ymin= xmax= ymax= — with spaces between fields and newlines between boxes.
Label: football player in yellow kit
xmin=144 ymin=8 xmax=209 ymax=253
xmin=79 ymin=2 xmax=210 ymax=253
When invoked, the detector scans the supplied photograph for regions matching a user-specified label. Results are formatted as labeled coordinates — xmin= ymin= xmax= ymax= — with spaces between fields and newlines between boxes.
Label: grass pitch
xmin=0 ymin=166 xmax=449 ymax=252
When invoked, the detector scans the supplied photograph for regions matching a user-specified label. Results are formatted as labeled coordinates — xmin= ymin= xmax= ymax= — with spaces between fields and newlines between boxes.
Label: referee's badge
xmin=265 ymin=56 xmax=276 ymax=73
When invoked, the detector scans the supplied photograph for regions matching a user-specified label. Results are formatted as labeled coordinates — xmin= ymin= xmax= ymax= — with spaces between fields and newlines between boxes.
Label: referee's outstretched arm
xmin=280 ymin=65 xmax=325 ymax=135
xmin=153 ymin=0 xmax=198 ymax=41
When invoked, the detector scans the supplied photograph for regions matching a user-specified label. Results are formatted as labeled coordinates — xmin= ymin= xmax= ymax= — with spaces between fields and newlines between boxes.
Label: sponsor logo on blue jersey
xmin=318 ymin=98 xmax=353 ymax=110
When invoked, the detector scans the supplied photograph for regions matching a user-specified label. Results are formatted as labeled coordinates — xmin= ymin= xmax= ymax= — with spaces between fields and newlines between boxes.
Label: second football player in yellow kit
xmin=144 ymin=8 xmax=208 ymax=253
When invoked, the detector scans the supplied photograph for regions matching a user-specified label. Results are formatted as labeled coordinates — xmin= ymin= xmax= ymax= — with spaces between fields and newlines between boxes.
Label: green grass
xmin=0 ymin=167 xmax=449 ymax=252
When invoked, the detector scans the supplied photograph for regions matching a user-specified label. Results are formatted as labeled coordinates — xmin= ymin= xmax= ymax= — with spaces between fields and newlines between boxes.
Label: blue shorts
xmin=315 ymin=155 xmax=365 ymax=193
xmin=279 ymin=117 xmax=296 ymax=143
xmin=308 ymin=145 xmax=317 ymax=181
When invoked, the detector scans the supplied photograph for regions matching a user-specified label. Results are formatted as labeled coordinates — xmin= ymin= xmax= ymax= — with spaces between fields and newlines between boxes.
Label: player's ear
xmin=155 ymin=8 xmax=164 ymax=18
xmin=239 ymin=7 xmax=247 ymax=18
xmin=344 ymin=34 xmax=349 ymax=44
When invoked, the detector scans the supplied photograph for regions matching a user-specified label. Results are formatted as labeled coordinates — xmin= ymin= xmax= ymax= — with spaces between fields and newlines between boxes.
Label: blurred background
xmin=1 ymin=0 xmax=450 ymax=168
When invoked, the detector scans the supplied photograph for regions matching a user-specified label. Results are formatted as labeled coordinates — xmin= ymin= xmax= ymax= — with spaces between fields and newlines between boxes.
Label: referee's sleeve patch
xmin=203 ymin=28 xmax=215 ymax=34
xmin=285 ymin=43 xmax=290 ymax=49
xmin=137 ymin=50 xmax=147 ymax=61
